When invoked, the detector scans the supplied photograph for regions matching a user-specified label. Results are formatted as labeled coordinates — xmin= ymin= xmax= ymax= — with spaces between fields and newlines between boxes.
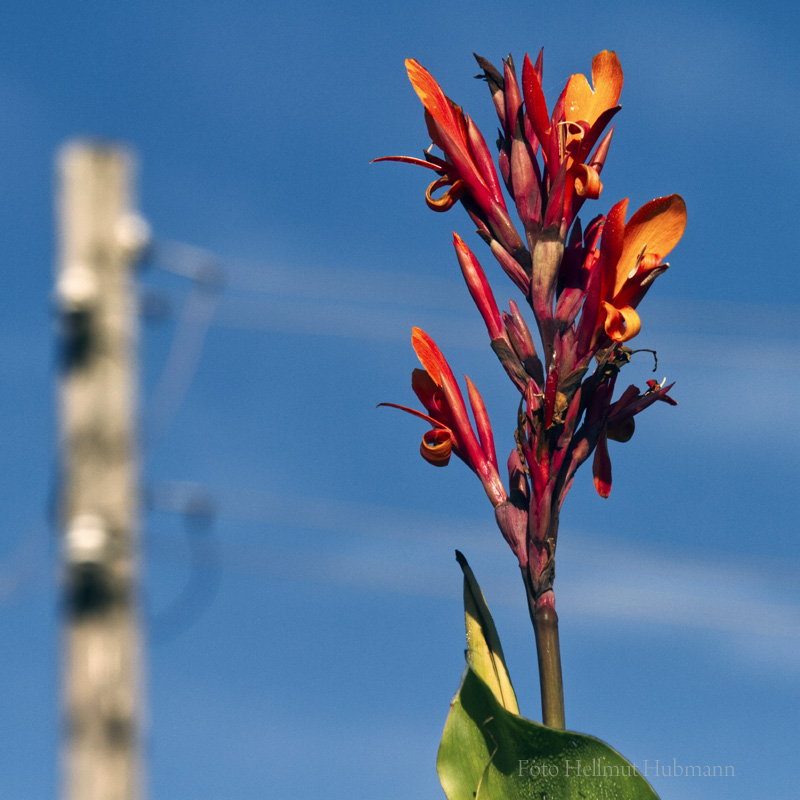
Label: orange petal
xmin=406 ymin=59 xmax=465 ymax=146
xmin=614 ymin=194 xmax=687 ymax=295
xmin=602 ymin=302 xmax=642 ymax=342
xmin=421 ymin=428 xmax=452 ymax=466
xmin=564 ymin=50 xmax=623 ymax=127
xmin=411 ymin=327 xmax=446 ymax=385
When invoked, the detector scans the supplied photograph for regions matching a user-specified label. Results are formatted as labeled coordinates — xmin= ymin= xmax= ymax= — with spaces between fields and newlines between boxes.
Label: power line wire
xmin=143 ymin=245 xmax=224 ymax=451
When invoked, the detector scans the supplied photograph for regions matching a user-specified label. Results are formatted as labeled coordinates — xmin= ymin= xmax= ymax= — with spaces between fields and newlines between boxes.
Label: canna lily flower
xmin=379 ymin=328 xmax=508 ymax=507
xmin=582 ymin=194 xmax=687 ymax=349
xmin=521 ymin=50 xmax=622 ymax=224
xmin=375 ymin=60 xmax=525 ymax=256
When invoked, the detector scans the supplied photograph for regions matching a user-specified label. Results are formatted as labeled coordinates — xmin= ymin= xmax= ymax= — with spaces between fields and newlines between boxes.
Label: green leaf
xmin=438 ymin=667 xmax=660 ymax=800
xmin=456 ymin=550 xmax=519 ymax=715
xmin=439 ymin=556 xmax=659 ymax=800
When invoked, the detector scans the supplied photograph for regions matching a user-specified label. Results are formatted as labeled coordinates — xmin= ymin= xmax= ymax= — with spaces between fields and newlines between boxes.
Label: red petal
xmin=522 ymin=53 xmax=551 ymax=152
xmin=593 ymin=433 xmax=612 ymax=498
xmin=465 ymin=375 xmax=498 ymax=473
xmin=453 ymin=233 xmax=503 ymax=339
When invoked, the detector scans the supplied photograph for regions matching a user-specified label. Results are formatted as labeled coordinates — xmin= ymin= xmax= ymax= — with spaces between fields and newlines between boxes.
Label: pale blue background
xmin=0 ymin=1 xmax=798 ymax=798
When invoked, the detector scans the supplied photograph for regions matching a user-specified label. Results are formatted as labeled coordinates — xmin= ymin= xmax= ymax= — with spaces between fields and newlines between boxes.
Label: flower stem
xmin=522 ymin=576 xmax=565 ymax=729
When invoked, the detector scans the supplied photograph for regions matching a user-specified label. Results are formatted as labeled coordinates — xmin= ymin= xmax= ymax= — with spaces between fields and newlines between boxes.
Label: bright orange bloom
xmin=590 ymin=194 xmax=687 ymax=345
xmin=521 ymin=50 xmax=622 ymax=224
xmin=380 ymin=328 xmax=507 ymax=507
xmin=404 ymin=59 xmax=506 ymax=215
xmin=375 ymin=60 xmax=525 ymax=255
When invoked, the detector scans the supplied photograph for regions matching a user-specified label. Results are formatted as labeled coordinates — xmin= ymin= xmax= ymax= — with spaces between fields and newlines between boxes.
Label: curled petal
xmin=421 ymin=428 xmax=453 ymax=466
xmin=558 ymin=120 xmax=587 ymax=161
xmin=426 ymin=178 xmax=467 ymax=211
xmin=574 ymin=164 xmax=603 ymax=198
xmin=602 ymin=301 xmax=642 ymax=342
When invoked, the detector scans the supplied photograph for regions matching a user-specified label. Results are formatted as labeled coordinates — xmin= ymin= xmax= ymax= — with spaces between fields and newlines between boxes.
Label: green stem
xmin=523 ymin=575 xmax=565 ymax=729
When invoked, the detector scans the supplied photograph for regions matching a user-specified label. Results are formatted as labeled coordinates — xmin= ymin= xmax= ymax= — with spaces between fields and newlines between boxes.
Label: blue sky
xmin=1 ymin=1 xmax=799 ymax=798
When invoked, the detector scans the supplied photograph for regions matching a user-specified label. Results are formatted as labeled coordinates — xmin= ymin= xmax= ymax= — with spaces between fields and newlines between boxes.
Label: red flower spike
xmin=603 ymin=380 xmax=678 ymax=436
xmin=589 ymin=125 xmax=614 ymax=172
xmin=576 ymin=107 xmax=619 ymax=170
xmin=599 ymin=198 xmax=629 ymax=293
xmin=380 ymin=48 xmax=684 ymax=611
xmin=647 ymin=379 xmax=678 ymax=406
xmin=608 ymin=384 xmax=641 ymax=416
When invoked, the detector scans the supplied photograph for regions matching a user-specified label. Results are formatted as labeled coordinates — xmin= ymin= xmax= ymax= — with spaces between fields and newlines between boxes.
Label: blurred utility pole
xmin=55 ymin=142 xmax=147 ymax=800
